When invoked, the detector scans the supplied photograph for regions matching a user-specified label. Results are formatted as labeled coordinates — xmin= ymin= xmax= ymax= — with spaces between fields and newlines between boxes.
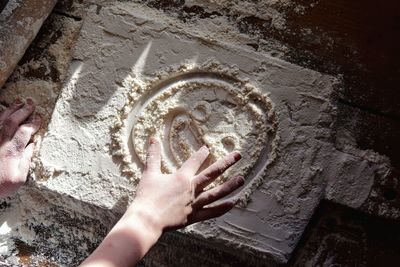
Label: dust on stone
xmin=112 ymin=60 xmax=278 ymax=197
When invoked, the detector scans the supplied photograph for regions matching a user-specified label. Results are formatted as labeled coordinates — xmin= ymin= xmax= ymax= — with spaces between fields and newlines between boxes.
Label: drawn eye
xmin=191 ymin=101 xmax=211 ymax=122
xmin=221 ymin=135 xmax=238 ymax=153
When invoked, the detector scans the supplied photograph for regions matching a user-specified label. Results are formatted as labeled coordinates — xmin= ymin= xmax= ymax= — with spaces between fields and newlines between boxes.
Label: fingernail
xmin=233 ymin=151 xmax=242 ymax=161
xmin=26 ymin=98 xmax=34 ymax=105
xmin=236 ymin=176 xmax=245 ymax=186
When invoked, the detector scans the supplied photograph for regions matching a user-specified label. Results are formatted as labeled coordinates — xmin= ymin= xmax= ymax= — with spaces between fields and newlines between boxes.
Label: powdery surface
xmin=112 ymin=61 xmax=278 ymax=199
xmin=1 ymin=1 xmax=391 ymax=266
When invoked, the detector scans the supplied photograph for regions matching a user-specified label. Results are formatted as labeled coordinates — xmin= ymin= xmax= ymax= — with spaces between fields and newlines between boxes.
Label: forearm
xmin=80 ymin=206 xmax=162 ymax=267
xmin=79 ymin=141 xmax=243 ymax=267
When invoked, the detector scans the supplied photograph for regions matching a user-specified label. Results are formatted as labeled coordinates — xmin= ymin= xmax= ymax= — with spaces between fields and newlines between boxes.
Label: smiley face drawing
xmin=129 ymin=72 xmax=277 ymax=189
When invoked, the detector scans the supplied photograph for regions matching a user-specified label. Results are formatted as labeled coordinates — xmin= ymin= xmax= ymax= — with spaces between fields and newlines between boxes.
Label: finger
xmin=144 ymin=137 xmax=161 ymax=173
xmin=2 ymin=99 xmax=36 ymax=138
xmin=0 ymin=100 xmax=24 ymax=124
xmin=12 ymin=115 xmax=41 ymax=154
xmin=179 ymin=146 xmax=210 ymax=176
xmin=18 ymin=142 xmax=35 ymax=183
xmin=193 ymin=151 xmax=241 ymax=193
xmin=193 ymin=176 xmax=244 ymax=209
xmin=189 ymin=200 xmax=235 ymax=224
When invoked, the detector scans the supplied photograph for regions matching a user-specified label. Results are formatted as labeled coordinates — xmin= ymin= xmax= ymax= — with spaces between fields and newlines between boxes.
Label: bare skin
xmin=0 ymin=99 xmax=41 ymax=198
xmin=80 ymin=137 xmax=244 ymax=267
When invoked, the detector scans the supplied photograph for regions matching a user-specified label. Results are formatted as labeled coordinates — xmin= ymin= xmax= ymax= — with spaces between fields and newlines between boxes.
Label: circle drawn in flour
xmin=116 ymin=70 xmax=277 ymax=199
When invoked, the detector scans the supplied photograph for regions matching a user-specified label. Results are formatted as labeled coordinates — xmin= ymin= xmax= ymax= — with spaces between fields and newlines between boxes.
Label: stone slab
xmin=22 ymin=2 xmax=390 ymax=265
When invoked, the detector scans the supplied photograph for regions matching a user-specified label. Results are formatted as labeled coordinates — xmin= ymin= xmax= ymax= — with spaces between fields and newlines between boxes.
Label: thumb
xmin=18 ymin=142 xmax=35 ymax=182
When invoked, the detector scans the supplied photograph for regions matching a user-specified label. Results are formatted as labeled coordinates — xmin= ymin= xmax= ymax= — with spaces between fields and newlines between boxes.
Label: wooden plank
xmin=0 ymin=0 xmax=58 ymax=88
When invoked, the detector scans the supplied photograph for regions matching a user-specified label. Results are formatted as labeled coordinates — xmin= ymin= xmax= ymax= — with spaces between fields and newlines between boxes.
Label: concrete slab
xmin=2 ymin=2 xmax=390 ymax=266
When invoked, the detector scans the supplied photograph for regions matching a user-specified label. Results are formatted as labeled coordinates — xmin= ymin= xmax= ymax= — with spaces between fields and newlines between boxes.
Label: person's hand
xmin=0 ymin=99 xmax=41 ymax=197
xmin=128 ymin=137 xmax=244 ymax=232
xmin=80 ymin=137 xmax=244 ymax=267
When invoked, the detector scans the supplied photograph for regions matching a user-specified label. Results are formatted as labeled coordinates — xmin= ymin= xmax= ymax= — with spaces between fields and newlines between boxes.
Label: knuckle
xmin=196 ymin=174 xmax=207 ymax=185
xmin=207 ymin=191 xmax=218 ymax=201
xmin=4 ymin=146 xmax=18 ymax=158
xmin=195 ymin=175 xmax=210 ymax=190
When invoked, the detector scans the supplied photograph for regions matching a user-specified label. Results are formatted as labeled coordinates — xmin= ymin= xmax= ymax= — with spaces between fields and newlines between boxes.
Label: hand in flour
xmin=0 ymin=99 xmax=41 ymax=197
xmin=129 ymin=138 xmax=244 ymax=231
xmin=130 ymin=137 xmax=244 ymax=230
xmin=81 ymin=137 xmax=244 ymax=267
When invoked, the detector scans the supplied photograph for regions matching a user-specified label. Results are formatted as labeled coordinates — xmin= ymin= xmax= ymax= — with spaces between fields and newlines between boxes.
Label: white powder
xmin=112 ymin=60 xmax=278 ymax=197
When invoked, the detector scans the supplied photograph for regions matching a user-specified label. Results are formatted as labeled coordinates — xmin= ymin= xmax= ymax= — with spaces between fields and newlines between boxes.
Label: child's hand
xmin=81 ymin=137 xmax=244 ymax=267
xmin=0 ymin=99 xmax=41 ymax=197
xmin=128 ymin=137 xmax=244 ymax=232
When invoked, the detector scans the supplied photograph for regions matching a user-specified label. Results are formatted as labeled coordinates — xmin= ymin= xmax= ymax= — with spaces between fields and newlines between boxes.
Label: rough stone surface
xmin=0 ymin=1 xmax=396 ymax=266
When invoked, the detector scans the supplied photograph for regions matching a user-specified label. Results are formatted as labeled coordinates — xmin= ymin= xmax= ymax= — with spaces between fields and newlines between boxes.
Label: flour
xmin=112 ymin=60 xmax=278 ymax=195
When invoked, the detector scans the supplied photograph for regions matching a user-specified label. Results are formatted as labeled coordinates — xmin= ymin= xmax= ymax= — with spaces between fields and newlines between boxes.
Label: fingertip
xmin=236 ymin=176 xmax=245 ymax=186
xmin=221 ymin=200 xmax=235 ymax=210
xmin=26 ymin=98 xmax=35 ymax=106
xmin=232 ymin=151 xmax=242 ymax=161
xmin=200 ymin=145 xmax=209 ymax=154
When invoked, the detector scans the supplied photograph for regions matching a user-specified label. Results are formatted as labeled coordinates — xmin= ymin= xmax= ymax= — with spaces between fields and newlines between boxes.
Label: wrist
xmin=80 ymin=204 xmax=163 ymax=267
xmin=123 ymin=202 xmax=164 ymax=239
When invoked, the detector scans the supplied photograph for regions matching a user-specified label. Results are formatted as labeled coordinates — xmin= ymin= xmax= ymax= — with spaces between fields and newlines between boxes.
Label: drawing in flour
xmin=113 ymin=67 xmax=278 ymax=198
